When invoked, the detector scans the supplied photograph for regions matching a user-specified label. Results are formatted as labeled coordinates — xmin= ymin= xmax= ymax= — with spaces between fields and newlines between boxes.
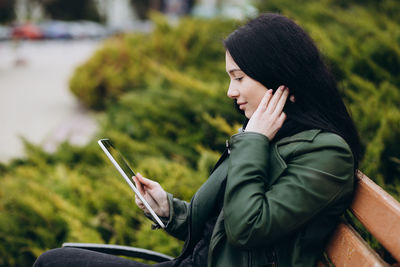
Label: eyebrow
xmin=227 ymin=68 xmax=243 ymax=74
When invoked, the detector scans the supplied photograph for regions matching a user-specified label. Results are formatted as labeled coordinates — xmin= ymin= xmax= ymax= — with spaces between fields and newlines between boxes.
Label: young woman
xmin=34 ymin=13 xmax=361 ymax=267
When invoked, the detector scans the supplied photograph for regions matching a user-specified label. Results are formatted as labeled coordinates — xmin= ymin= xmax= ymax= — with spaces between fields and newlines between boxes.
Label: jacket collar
xmin=275 ymin=129 xmax=321 ymax=146
xmin=268 ymin=129 xmax=322 ymax=187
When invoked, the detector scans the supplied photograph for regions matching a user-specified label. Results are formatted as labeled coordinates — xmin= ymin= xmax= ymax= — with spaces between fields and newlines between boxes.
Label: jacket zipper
xmin=178 ymin=197 xmax=194 ymax=258
xmin=248 ymin=250 xmax=252 ymax=267
xmin=226 ymin=139 xmax=231 ymax=154
xmin=272 ymin=250 xmax=278 ymax=267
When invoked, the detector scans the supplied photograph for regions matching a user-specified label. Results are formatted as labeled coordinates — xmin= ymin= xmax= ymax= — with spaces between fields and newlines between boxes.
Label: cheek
xmin=242 ymin=78 xmax=268 ymax=106
xmin=250 ymin=86 xmax=267 ymax=106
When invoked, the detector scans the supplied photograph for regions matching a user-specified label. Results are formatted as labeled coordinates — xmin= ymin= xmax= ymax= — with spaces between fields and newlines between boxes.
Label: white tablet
xmin=98 ymin=138 xmax=166 ymax=228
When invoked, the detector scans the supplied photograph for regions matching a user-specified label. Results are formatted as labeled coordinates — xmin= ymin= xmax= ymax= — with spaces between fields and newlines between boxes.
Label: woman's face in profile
xmin=225 ymin=51 xmax=268 ymax=119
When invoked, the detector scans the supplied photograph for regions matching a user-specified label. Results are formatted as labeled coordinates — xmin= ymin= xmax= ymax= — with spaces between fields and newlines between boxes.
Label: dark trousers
xmin=33 ymin=247 xmax=175 ymax=267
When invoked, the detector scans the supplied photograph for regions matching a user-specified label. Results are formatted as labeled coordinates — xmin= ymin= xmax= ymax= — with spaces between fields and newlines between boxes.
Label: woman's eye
xmin=235 ymin=77 xmax=243 ymax=81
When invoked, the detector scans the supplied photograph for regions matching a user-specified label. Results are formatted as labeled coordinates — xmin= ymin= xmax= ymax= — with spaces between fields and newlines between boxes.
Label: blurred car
xmin=39 ymin=20 xmax=109 ymax=40
xmin=0 ymin=25 xmax=11 ymax=41
xmin=67 ymin=21 xmax=88 ymax=39
xmin=77 ymin=21 xmax=108 ymax=39
xmin=11 ymin=23 xmax=44 ymax=40
xmin=39 ymin=21 xmax=72 ymax=39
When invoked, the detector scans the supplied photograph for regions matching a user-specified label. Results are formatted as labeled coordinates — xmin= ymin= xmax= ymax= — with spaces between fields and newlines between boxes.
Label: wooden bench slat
xmin=351 ymin=172 xmax=400 ymax=262
xmin=325 ymin=222 xmax=389 ymax=267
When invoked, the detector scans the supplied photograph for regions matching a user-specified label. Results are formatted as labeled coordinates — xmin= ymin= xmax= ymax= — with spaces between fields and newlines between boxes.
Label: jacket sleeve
xmin=163 ymin=193 xmax=190 ymax=241
xmin=144 ymin=193 xmax=190 ymax=241
xmin=223 ymin=132 xmax=354 ymax=249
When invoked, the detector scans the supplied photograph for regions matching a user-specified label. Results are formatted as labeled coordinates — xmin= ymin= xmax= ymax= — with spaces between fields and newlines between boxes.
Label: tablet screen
xmin=98 ymin=139 xmax=165 ymax=228
xmin=100 ymin=139 xmax=136 ymax=178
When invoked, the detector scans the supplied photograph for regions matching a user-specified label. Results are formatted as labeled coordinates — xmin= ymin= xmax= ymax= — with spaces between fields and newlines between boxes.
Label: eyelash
xmin=235 ymin=77 xmax=243 ymax=81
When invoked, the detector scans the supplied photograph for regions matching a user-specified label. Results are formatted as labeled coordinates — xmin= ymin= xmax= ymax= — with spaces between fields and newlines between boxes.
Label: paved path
xmin=0 ymin=40 xmax=100 ymax=163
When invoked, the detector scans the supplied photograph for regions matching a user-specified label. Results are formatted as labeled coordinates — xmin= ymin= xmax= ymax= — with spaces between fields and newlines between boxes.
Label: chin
xmin=244 ymin=111 xmax=252 ymax=119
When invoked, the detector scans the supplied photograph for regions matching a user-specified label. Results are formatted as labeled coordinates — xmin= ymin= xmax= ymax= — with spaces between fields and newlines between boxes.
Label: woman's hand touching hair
xmin=133 ymin=173 xmax=169 ymax=218
xmin=245 ymin=85 xmax=289 ymax=140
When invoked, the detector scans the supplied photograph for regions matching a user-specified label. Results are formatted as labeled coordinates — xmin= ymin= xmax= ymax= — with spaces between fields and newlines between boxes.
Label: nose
xmin=227 ymin=82 xmax=239 ymax=99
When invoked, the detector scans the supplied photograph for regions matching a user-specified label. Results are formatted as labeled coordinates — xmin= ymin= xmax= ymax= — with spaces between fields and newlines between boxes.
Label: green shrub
xmin=69 ymin=13 xmax=240 ymax=110
xmin=1 ymin=3 xmax=400 ymax=265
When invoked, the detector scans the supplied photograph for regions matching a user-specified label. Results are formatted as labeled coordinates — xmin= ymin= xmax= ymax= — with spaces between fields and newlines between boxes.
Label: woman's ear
xmin=290 ymin=95 xmax=296 ymax=103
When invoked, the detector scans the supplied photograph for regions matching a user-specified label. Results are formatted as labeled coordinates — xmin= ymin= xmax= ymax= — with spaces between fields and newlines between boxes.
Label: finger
xmin=273 ymin=87 xmax=289 ymax=116
xmin=133 ymin=176 xmax=146 ymax=196
xmin=136 ymin=173 xmax=157 ymax=188
xmin=135 ymin=174 xmax=159 ymax=204
xmin=277 ymin=112 xmax=287 ymax=127
xmin=266 ymin=85 xmax=285 ymax=113
xmin=135 ymin=196 xmax=144 ymax=207
xmin=134 ymin=189 xmax=144 ymax=207
xmin=257 ymin=89 xmax=273 ymax=112
xmin=136 ymin=199 xmax=148 ymax=213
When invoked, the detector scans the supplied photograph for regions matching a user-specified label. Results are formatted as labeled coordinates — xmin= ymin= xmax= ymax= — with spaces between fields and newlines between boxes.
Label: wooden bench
xmin=63 ymin=171 xmax=400 ymax=266
xmin=320 ymin=171 xmax=400 ymax=266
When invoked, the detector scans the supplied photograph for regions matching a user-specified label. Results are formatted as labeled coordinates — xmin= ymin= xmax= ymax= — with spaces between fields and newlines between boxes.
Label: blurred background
xmin=0 ymin=0 xmax=399 ymax=266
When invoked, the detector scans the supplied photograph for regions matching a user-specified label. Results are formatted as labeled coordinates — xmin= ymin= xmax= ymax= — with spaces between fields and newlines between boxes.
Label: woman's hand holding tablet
xmin=98 ymin=139 xmax=166 ymax=228
xmin=133 ymin=173 xmax=169 ymax=218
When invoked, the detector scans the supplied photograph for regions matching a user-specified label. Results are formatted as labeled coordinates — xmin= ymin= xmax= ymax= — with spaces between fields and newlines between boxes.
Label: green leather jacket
xmin=161 ymin=129 xmax=355 ymax=267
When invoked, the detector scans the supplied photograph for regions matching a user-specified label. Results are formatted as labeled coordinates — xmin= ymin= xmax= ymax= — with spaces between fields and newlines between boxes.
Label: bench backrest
xmin=323 ymin=171 xmax=400 ymax=266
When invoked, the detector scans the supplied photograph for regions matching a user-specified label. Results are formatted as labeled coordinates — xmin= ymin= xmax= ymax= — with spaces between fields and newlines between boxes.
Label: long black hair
xmin=224 ymin=13 xmax=362 ymax=170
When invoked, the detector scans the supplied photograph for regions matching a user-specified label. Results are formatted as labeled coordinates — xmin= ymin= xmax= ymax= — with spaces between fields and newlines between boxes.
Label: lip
xmin=237 ymin=102 xmax=247 ymax=110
